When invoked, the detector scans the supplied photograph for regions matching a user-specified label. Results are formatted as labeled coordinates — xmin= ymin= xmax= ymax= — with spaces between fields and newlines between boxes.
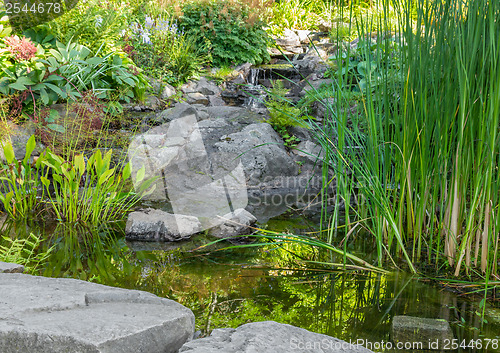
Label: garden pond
xmin=1 ymin=214 xmax=499 ymax=353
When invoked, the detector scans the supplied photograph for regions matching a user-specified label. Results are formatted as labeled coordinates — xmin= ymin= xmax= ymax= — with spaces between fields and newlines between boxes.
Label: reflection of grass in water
xmin=4 ymin=218 xmax=498 ymax=346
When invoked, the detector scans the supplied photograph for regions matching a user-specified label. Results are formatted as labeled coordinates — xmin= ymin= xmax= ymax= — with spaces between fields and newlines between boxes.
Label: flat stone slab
xmin=0 ymin=261 xmax=24 ymax=273
xmin=392 ymin=315 xmax=454 ymax=350
xmin=0 ymin=273 xmax=195 ymax=353
xmin=180 ymin=321 xmax=374 ymax=353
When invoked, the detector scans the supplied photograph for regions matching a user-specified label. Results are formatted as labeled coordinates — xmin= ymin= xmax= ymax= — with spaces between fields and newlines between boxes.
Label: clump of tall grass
xmin=311 ymin=0 xmax=500 ymax=280
xmin=0 ymin=136 xmax=153 ymax=225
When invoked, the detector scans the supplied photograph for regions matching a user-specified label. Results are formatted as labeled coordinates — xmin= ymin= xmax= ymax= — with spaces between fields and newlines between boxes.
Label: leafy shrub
xmin=327 ymin=36 xmax=404 ymax=92
xmin=0 ymin=38 xmax=147 ymax=113
xmin=47 ymin=0 xmax=128 ymax=56
xmin=45 ymin=41 xmax=148 ymax=103
xmin=125 ymin=16 xmax=207 ymax=85
xmin=179 ymin=0 xmax=270 ymax=67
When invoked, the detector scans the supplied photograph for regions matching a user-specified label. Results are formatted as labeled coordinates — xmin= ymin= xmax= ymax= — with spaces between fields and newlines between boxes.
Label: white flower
xmin=95 ymin=16 xmax=103 ymax=28
xmin=141 ymin=31 xmax=152 ymax=44
xmin=145 ymin=16 xmax=154 ymax=29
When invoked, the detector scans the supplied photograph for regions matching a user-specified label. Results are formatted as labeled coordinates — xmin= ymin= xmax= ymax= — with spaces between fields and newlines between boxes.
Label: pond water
xmin=1 ymin=215 xmax=499 ymax=353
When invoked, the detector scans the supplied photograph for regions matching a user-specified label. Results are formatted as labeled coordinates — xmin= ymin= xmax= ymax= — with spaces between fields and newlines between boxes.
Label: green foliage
xmin=179 ymin=0 xmax=270 ymax=67
xmin=0 ymin=137 xmax=154 ymax=225
xmin=126 ymin=16 xmax=207 ymax=85
xmin=264 ymin=80 xmax=305 ymax=135
xmin=0 ymin=232 xmax=55 ymax=274
xmin=266 ymin=0 xmax=325 ymax=35
xmin=45 ymin=41 xmax=147 ymax=103
xmin=0 ymin=38 xmax=147 ymax=109
xmin=40 ymin=149 xmax=152 ymax=224
xmin=327 ymin=35 xmax=404 ymax=93
xmin=0 ymin=135 xmax=44 ymax=219
xmin=23 ymin=26 xmax=57 ymax=49
xmin=47 ymin=0 xmax=128 ymax=56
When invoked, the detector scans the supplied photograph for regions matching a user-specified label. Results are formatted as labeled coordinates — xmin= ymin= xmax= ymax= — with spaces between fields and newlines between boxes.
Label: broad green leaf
xmin=44 ymin=82 xmax=64 ymax=96
xmin=23 ymin=135 xmax=36 ymax=164
xmin=122 ymin=162 xmax=131 ymax=180
xmin=40 ymin=176 xmax=50 ymax=188
xmin=16 ymin=76 xmax=35 ymax=86
xmin=97 ymin=168 xmax=115 ymax=185
xmin=87 ymin=57 xmax=104 ymax=66
xmin=48 ymin=109 xmax=60 ymax=122
xmin=2 ymin=140 xmax=15 ymax=164
xmin=47 ymin=123 xmax=66 ymax=133
xmin=74 ymin=154 xmax=85 ymax=175
xmin=40 ymin=87 xmax=49 ymax=106
xmin=357 ymin=61 xmax=377 ymax=78
xmin=8 ymin=82 xmax=26 ymax=91
xmin=135 ymin=165 xmax=146 ymax=183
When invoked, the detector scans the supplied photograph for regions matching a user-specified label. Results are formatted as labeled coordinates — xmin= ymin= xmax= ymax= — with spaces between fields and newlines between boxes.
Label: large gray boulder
xmin=180 ymin=321 xmax=374 ymax=353
xmin=215 ymin=123 xmax=299 ymax=184
xmin=0 ymin=273 xmax=195 ymax=353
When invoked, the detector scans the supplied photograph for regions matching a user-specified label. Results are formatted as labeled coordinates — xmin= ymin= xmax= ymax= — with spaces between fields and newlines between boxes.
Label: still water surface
xmin=1 ymin=215 xmax=499 ymax=353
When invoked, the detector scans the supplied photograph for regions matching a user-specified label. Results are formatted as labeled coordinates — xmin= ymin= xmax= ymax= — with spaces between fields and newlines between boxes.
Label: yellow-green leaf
xmin=135 ymin=165 xmax=146 ymax=184
xmin=2 ymin=140 xmax=15 ymax=164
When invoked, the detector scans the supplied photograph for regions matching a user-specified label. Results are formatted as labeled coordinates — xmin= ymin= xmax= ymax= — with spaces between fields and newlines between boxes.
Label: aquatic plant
xmin=0 ymin=136 xmax=154 ymax=225
xmin=309 ymin=0 xmax=500 ymax=281
xmin=0 ymin=135 xmax=44 ymax=219
xmin=40 ymin=148 xmax=152 ymax=225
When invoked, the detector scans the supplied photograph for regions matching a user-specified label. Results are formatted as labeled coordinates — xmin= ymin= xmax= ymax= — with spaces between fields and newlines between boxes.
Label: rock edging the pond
xmin=0 ymin=272 xmax=195 ymax=353
xmin=180 ymin=321 xmax=374 ymax=353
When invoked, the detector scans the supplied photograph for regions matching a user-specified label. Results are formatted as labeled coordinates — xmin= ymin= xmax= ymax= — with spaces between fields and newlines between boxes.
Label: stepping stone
xmin=180 ymin=321 xmax=374 ymax=353
xmin=392 ymin=315 xmax=454 ymax=350
xmin=0 ymin=273 xmax=195 ymax=353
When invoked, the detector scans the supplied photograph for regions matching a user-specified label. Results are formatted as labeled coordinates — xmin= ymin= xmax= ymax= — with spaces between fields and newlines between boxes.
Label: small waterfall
xmin=243 ymin=68 xmax=267 ymax=109
xmin=247 ymin=68 xmax=259 ymax=86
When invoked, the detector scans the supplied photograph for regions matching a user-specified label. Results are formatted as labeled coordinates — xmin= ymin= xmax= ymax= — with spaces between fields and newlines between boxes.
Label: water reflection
xmin=1 ymin=219 xmax=499 ymax=353
xmin=117 ymin=244 xmax=500 ymax=353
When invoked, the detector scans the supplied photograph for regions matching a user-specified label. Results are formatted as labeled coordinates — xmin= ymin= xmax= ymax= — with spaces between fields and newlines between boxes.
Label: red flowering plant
xmin=4 ymin=35 xmax=38 ymax=62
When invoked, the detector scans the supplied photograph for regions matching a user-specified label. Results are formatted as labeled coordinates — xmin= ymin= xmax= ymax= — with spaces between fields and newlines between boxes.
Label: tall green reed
xmin=313 ymin=0 xmax=499 ymax=279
